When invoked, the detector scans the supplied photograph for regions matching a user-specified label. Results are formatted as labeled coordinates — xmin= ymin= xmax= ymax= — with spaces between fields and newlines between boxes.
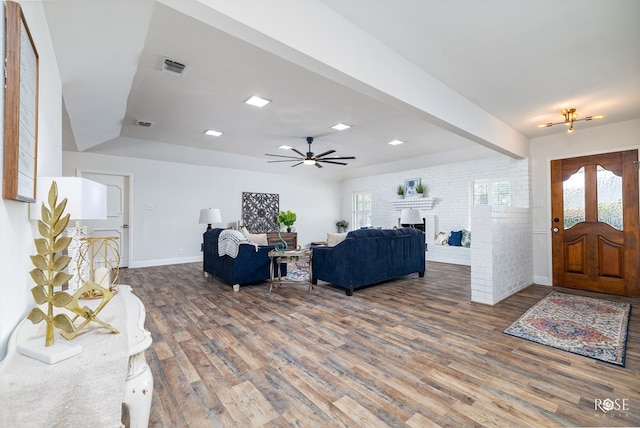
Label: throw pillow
xmin=241 ymin=226 xmax=268 ymax=246
xmin=326 ymin=232 xmax=347 ymax=247
xmin=448 ymin=230 xmax=463 ymax=246
xmin=435 ymin=232 xmax=449 ymax=245
xmin=461 ymin=229 xmax=471 ymax=248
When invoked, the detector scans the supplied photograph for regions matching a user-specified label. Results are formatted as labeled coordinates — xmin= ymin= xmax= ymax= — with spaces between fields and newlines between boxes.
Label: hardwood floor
xmin=120 ymin=262 xmax=639 ymax=427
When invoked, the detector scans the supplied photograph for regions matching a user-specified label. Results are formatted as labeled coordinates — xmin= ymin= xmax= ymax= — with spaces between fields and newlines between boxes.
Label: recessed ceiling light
xmin=278 ymin=145 xmax=293 ymax=150
xmin=331 ymin=123 xmax=351 ymax=131
xmin=204 ymin=129 xmax=223 ymax=137
xmin=388 ymin=139 xmax=405 ymax=146
xmin=244 ymin=95 xmax=271 ymax=108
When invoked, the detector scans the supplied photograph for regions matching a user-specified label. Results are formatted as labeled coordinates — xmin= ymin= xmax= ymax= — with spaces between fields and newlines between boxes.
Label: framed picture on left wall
xmin=2 ymin=1 xmax=39 ymax=202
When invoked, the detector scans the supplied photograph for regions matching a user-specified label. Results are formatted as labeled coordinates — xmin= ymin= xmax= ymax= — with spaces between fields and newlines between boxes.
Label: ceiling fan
xmin=265 ymin=136 xmax=355 ymax=168
xmin=537 ymin=108 xmax=604 ymax=133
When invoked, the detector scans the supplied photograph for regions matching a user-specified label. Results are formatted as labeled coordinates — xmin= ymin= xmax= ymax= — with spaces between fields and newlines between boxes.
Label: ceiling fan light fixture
xmin=331 ymin=123 xmax=351 ymax=131
xmin=244 ymin=95 xmax=271 ymax=108
xmin=265 ymin=136 xmax=355 ymax=168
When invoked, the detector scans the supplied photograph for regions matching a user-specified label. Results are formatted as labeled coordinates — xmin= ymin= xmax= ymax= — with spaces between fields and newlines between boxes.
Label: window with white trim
xmin=472 ymin=179 xmax=510 ymax=206
xmin=352 ymin=191 xmax=372 ymax=229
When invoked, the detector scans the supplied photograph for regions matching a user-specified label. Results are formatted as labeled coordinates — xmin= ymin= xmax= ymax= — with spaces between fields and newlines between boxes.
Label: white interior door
xmin=80 ymin=172 xmax=129 ymax=268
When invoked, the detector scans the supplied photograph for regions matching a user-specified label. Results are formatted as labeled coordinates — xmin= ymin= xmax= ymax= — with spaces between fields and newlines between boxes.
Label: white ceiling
xmin=44 ymin=0 xmax=640 ymax=179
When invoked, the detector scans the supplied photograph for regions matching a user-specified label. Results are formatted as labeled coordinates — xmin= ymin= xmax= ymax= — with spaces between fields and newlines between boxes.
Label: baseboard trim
xmin=130 ymin=256 xmax=201 ymax=268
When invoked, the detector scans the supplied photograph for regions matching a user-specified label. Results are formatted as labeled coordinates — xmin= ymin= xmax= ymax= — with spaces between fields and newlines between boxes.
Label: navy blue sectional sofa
xmin=311 ymin=228 xmax=426 ymax=295
xmin=203 ymin=228 xmax=284 ymax=286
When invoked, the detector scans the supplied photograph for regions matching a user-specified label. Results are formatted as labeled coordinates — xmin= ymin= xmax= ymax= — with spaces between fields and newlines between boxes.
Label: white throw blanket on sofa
xmin=218 ymin=229 xmax=258 ymax=258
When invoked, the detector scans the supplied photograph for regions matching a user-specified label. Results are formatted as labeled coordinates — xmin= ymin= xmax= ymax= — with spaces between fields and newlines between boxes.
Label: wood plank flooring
xmin=119 ymin=262 xmax=639 ymax=427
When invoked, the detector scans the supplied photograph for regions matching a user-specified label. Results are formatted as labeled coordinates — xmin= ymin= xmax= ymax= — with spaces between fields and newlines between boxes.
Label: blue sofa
xmin=203 ymin=228 xmax=284 ymax=286
xmin=311 ymin=228 xmax=426 ymax=295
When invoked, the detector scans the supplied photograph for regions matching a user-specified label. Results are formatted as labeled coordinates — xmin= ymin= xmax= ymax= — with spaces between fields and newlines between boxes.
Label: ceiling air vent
xmin=135 ymin=120 xmax=153 ymax=128
xmin=161 ymin=57 xmax=186 ymax=77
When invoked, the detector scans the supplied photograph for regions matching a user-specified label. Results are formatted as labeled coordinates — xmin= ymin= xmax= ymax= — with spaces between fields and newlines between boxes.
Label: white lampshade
xmin=30 ymin=177 xmax=107 ymax=221
xmin=199 ymin=208 xmax=222 ymax=225
xmin=400 ymin=208 xmax=422 ymax=225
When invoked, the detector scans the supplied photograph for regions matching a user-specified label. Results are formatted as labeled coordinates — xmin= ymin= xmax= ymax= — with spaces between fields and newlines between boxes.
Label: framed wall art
xmin=242 ymin=192 xmax=279 ymax=233
xmin=3 ymin=1 xmax=39 ymax=202
xmin=404 ymin=178 xmax=421 ymax=198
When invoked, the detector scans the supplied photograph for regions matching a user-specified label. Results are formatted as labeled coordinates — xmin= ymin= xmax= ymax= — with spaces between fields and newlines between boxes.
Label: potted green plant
xmin=336 ymin=220 xmax=349 ymax=233
xmin=415 ymin=182 xmax=425 ymax=197
xmin=396 ymin=184 xmax=405 ymax=198
xmin=277 ymin=210 xmax=297 ymax=232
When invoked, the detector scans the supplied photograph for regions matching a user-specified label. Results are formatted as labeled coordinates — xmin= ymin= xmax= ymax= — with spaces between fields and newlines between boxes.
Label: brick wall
xmin=342 ymin=155 xmax=530 ymax=235
xmin=471 ymin=206 xmax=533 ymax=304
xmin=342 ymin=155 xmax=533 ymax=304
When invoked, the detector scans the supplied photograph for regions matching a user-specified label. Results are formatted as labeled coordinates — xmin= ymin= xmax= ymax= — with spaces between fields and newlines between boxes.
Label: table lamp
xmin=31 ymin=177 xmax=107 ymax=293
xmin=400 ymin=208 xmax=423 ymax=227
xmin=199 ymin=208 xmax=222 ymax=231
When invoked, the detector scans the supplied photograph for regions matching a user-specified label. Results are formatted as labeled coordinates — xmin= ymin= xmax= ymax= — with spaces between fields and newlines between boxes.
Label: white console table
xmin=0 ymin=285 xmax=153 ymax=427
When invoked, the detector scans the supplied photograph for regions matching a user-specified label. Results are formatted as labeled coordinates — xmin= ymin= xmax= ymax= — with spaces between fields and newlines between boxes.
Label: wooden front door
xmin=551 ymin=150 xmax=639 ymax=296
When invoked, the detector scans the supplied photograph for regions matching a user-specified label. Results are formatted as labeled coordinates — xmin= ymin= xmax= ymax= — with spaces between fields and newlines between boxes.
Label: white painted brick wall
xmin=342 ymin=155 xmax=530 ymax=254
xmin=427 ymin=245 xmax=471 ymax=265
xmin=343 ymin=155 xmax=533 ymax=305
xmin=471 ymin=206 xmax=533 ymax=305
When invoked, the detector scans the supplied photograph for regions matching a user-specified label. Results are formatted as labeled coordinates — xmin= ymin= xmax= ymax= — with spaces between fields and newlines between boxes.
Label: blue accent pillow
xmin=448 ymin=230 xmax=463 ymax=246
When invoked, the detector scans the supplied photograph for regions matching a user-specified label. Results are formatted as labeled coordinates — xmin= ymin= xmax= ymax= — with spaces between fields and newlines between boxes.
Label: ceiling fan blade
xmin=317 ymin=160 xmax=348 ymax=165
xmin=267 ymin=136 xmax=356 ymax=169
xmin=314 ymin=149 xmax=335 ymax=158
xmin=265 ymin=153 xmax=304 ymax=159
xmin=318 ymin=156 xmax=356 ymax=160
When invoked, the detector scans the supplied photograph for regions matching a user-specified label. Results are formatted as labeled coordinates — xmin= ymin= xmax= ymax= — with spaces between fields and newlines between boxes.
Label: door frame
xmin=75 ymin=168 xmax=133 ymax=269
xmin=545 ymin=145 xmax=640 ymax=291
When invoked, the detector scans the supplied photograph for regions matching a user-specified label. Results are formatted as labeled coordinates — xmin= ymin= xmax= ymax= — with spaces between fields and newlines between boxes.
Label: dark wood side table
xmin=266 ymin=232 xmax=297 ymax=249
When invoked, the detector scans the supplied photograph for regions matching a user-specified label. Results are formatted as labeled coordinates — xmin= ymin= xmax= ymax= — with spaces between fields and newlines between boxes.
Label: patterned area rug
xmin=286 ymin=262 xmax=310 ymax=282
xmin=504 ymin=292 xmax=631 ymax=367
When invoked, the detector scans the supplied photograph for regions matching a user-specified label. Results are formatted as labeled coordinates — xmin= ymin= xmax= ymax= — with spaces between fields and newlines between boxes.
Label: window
xmin=352 ymin=191 xmax=372 ymax=229
xmin=473 ymin=181 xmax=489 ymax=205
xmin=492 ymin=181 xmax=510 ymax=206
xmin=472 ymin=180 xmax=510 ymax=206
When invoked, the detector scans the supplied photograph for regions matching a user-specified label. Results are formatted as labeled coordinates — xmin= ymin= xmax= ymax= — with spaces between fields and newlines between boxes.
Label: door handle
xmin=552 ymin=227 xmax=559 ymax=233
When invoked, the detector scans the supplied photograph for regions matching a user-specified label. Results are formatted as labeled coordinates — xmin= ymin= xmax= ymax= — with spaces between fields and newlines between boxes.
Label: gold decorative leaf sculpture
xmin=27 ymin=181 xmax=76 ymax=346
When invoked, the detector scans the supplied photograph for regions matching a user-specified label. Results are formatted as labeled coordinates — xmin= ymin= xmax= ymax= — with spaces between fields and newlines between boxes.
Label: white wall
xmin=471 ymin=206 xmax=532 ymax=304
xmin=342 ymin=155 xmax=530 ymax=232
xmin=342 ymin=154 xmax=534 ymax=304
xmin=530 ymin=119 xmax=640 ymax=285
xmin=0 ymin=1 xmax=62 ymax=359
xmin=63 ymin=151 xmax=342 ymax=267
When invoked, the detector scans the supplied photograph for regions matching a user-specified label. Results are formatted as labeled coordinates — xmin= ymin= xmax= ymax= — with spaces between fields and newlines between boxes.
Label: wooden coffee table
xmin=268 ymin=249 xmax=313 ymax=293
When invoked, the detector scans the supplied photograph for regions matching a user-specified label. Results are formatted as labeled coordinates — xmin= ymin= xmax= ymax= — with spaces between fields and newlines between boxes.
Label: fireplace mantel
xmin=390 ymin=197 xmax=435 ymax=210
